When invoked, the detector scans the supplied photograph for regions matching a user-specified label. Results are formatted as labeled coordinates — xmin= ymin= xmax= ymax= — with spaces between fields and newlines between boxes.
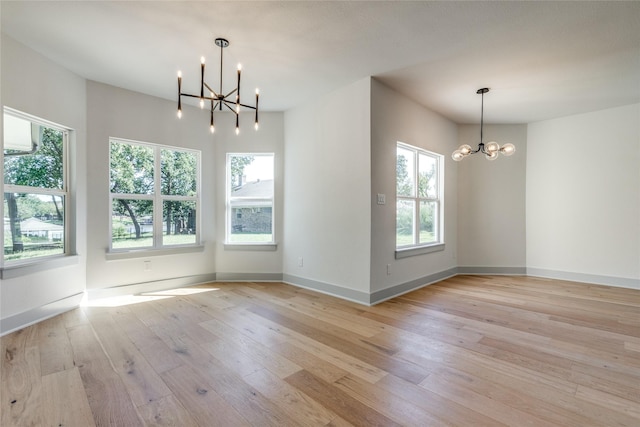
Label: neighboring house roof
xmin=232 ymin=179 xmax=273 ymax=198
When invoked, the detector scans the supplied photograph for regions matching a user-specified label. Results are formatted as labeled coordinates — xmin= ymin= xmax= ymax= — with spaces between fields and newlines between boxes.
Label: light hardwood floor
xmin=2 ymin=275 xmax=639 ymax=426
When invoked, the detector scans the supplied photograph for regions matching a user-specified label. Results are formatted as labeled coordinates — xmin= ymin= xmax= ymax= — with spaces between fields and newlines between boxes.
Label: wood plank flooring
xmin=2 ymin=275 xmax=639 ymax=426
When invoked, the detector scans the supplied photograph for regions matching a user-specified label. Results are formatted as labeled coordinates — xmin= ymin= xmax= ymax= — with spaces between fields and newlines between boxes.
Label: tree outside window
xmin=109 ymin=139 xmax=200 ymax=250
xmin=2 ymin=110 xmax=68 ymax=264
xmin=396 ymin=142 xmax=442 ymax=248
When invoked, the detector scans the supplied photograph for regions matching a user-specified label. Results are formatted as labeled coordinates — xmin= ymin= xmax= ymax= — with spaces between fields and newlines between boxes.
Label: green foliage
xmin=230 ymin=155 xmax=254 ymax=187
xmin=4 ymin=127 xmax=64 ymax=189
xmin=109 ymin=142 xmax=154 ymax=194
xmin=161 ymin=149 xmax=197 ymax=196
xmin=396 ymin=154 xmax=412 ymax=196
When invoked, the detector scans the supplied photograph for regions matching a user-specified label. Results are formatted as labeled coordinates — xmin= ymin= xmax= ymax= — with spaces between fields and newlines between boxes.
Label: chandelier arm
xmin=222 ymin=101 xmax=238 ymax=114
xmin=219 ymin=40 xmax=224 ymax=96
xmin=179 ymin=93 xmax=201 ymax=99
xmin=203 ymin=82 xmax=219 ymax=98
xmin=469 ymin=144 xmax=483 ymax=155
xmin=224 ymin=88 xmax=238 ymax=99
xmin=480 ymin=90 xmax=484 ymax=145
xmin=236 ymin=102 xmax=257 ymax=110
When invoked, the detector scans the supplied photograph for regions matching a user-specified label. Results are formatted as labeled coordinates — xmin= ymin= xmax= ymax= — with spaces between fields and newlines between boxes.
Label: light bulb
xmin=256 ymin=88 xmax=260 ymax=95
xmin=210 ymin=125 xmax=215 ymax=134
xmin=452 ymin=150 xmax=464 ymax=161
xmin=485 ymin=141 xmax=499 ymax=153
xmin=501 ymin=143 xmax=516 ymax=156
xmin=177 ymin=70 xmax=182 ymax=78
xmin=255 ymin=122 xmax=259 ymax=131
xmin=235 ymin=127 xmax=240 ymax=135
xmin=200 ymin=56 xmax=205 ymax=64
xmin=460 ymin=144 xmax=472 ymax=155
xmin=177 ymin=109 xmax=182 ymax=119
xmin=199 ymin=98 xmax=204 ymax=109
xmin=236 ymin=104 xmax=240 ymax=113
xmin=486 ymin=151 xmax=498 ymax=161
xmin=237 ymin=63 xmax=242 ymax=71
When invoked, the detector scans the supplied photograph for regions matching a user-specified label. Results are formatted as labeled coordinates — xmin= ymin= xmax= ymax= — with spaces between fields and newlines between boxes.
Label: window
xmin=2 ymin=109 xmax=69 ymax=265
xmin=109 ymin=139 xmax=200 ymax=251
xmin=396 ymin=142 xmax=443 ymax=250
xmin=226 ymin=153 xmax=274 ymax=244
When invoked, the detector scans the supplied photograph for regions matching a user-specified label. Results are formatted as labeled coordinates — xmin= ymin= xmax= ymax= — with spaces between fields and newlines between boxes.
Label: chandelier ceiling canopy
xmin=452 ymin=88 xmax=515 ymax=161
xmin=177 ymin=37 xmax=259 ymax=135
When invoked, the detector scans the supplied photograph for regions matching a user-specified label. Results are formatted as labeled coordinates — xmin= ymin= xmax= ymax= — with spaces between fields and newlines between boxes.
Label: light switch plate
xmin=377 ymin=193 xmax=386 ymax=205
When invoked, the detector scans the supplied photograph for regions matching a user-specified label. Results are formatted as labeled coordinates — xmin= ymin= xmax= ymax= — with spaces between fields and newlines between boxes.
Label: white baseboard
xmin=1 ymin=292 xmax=84 ymax=336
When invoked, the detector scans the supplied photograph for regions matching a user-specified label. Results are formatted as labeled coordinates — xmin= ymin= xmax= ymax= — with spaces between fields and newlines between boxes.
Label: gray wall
xmin=283 ymin=77 xmax=372 ymax=302
xmin=370 ymin=79 xmax=459 ymax=299
xmin=1 ymin=35 xmax=87 ymax=333
xmin=527 ymin=104 xmax=640 ymax=288
xmin=457 ymin=124 xmax=527 ymax=272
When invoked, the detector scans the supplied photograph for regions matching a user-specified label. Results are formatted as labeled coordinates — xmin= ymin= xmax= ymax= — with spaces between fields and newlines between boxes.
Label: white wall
xmin=527 ymin=104 xmax=640 ymax=288
xmin=1 ymin=35 xmax=87 ymax=331
xmin=213 ymin=112 xmax=284 ymax=279
xmin=86 ymin=81 xmax=285 ymax=293
xmin=283 ymin=77 xmax=372 ymax=300
xmin=457 ymin=124 xmax=527 ymax=271
xmin=370 ymin=79 xmax=459 ymax=298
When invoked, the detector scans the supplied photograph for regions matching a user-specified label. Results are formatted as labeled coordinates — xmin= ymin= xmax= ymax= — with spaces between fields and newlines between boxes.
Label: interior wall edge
xmin=0 ymin=292 xmax=84 ymax=337
xmin=369 ymin=267 xmax=458 ymax=305
xmin=216 ymin=273 xmax=284 ymax=282
xmin=282 ymin=273 xmax=371 ymax=305
xmin=526 ymin=268 xmax=640 ymax=290
xmin=85 ymin=273 xmax=217 ymax=301
xmin=457 ymin=266 xmax=527 ymax=275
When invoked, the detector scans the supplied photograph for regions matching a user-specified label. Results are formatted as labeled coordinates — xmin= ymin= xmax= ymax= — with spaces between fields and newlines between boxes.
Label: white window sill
xmin=106 ymin=244 xmax=205 ymax=260
xmin=395 ymin=243 xmax=445 ymax=259
xmin=1 ymin=254 xmax=80 ymax=279
xmin=224 ymin=243 xmax=278 ymax=251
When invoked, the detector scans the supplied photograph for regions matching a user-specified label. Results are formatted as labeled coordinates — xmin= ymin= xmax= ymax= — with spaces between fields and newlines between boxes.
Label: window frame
xmin=2 ymin=107 xmax=70 ymax=268
xmin=108 ymin=138 xmax=201 ymax=253
xmin=395 ymin=141 xmax=444 ymax=257
xmin=225 ymin=152 xmax=275 ymax=246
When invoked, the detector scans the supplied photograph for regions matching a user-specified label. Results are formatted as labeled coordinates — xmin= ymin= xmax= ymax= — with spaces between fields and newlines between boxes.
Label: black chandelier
xmin=177 ymin=37 xmax=259 ymax=135
xmin=452 ymin=88 xmax=515 ymax=161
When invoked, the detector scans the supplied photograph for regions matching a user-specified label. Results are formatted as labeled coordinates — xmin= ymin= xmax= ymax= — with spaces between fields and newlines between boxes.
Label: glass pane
xmin=109 ymin=141 xmax=154 ymax=194
xmin=163 ymin=200 xmax=197 ymax=246
xmin=396 ymin=146 xmax=415 ymax=197
xmin=161 ymin=149 xmax=197 ymax=196
xmin=229 ymin=154 xmax=274 ymax=197
xmin=3 ymin=192 xmax=64 ymax=261
xmin=396 ymin=199 xmax=415 ymax=247
xmin=111 ymin=198 xmax=153 ymax=249
xmin=229 ymin=205 xmax=273 ymax=243
xmin=4 ymin=120 xmax=64 ymax=189
xmin=419 ymin=201 xmax=437 ymax=244
xmin=418 ymin=153 xmax=437 ymax=198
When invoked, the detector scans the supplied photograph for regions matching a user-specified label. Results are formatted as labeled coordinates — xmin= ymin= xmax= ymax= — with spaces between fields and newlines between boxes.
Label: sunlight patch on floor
xmin=82 ymin=286 xmax=219 ymax=307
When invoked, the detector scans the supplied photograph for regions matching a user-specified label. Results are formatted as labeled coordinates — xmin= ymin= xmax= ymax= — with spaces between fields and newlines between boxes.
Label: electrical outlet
xmin=386 ymin=264 xmax=391 ymax=275
xmin=144 ymin=260 xmax=151 ymax=271
xmin=297 ymin=257 xmax=304 ymax=267
xmin=377 ymin=193 xmax=386 ymax=205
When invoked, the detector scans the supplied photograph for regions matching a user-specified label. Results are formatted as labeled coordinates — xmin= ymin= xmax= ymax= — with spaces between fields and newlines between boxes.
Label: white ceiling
xmin=2 ymin=1 xmax=639 ymax=124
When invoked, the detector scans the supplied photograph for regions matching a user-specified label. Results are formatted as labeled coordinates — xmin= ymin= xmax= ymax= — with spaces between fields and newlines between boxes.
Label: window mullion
xmin=414 ymin=151 xmax=420 ymax=244
xmin=154 ymin=146 xmax=162 ymax=248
